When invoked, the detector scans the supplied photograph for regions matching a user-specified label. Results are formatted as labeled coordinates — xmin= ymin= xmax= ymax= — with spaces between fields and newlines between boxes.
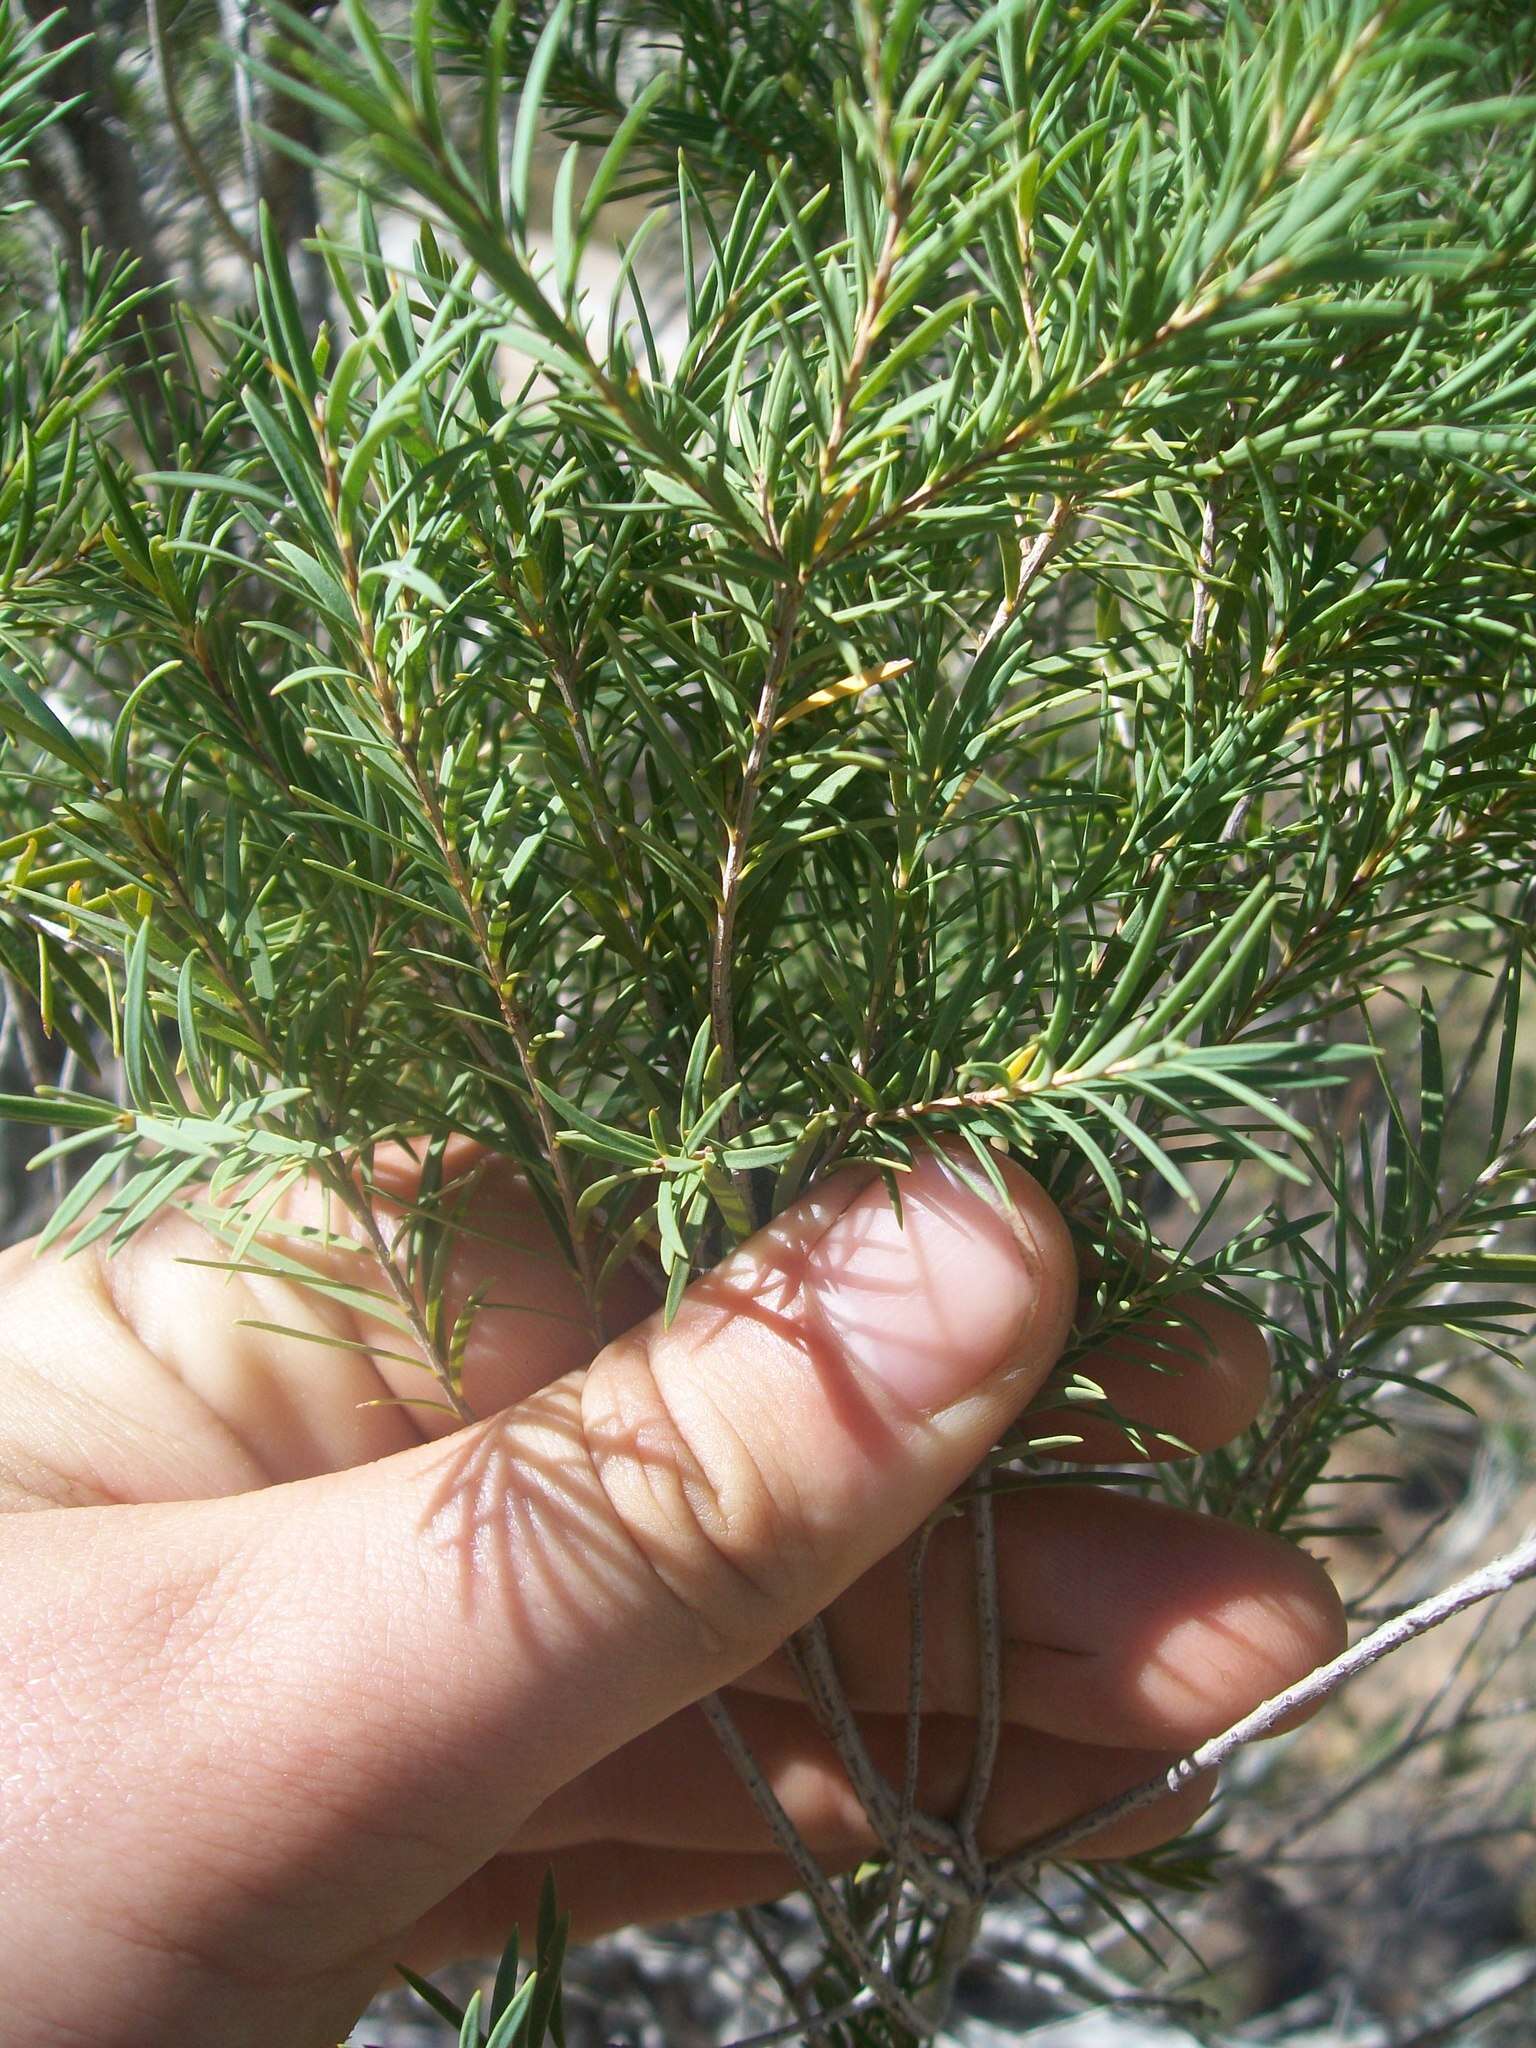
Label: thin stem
xmin=711 ymin=579 xmax=805 ymax=1146
xmin=733 ymin=1907 xmax=832 ymax=2048
xmin=888 ymin=1517 xmax=940 ymax=1960
xmin=1445 ymin=906 xmax=1531 ymax=1129
xmin=125 ymin=830 xmax=475 ymax=1424
xmin=955 ymin=1488 xmax=1001 ymax=1881
xmin=215 ymin=0 xmax=261 ymax=228
xmin=820 ymin=5 xmax=908 ymax=500
xmin=1188 ymin=490 xmax=1218 ymax=661
xmin=915 ymin=1495 xmax=1003 ymax=2035
xmin=321 ymin=434 xmax=603 ymax=1339
xmin=1389 ymin=1959 xmax=1536 ymax=2048
xmin=320 ymin=1161 xmax=476 ymax=1426
xmin=976 ymin=496 xmax=1079 ymax=657
xmin=990 ymin=1529 xmax=1536 ymax=1884
xmin=786 ymin=1617 xmax=968 ymax=1906
xmin=826 ymin=497 xmax=1077 ymax=1115
xmin=146 ymin=0 xmax=256 ymax=266
xmin=1269 ymin=1819 xmax=1536 ymax=1870
xmin=701 ymin=1691 xmax=940 ymax=2040
xmin=0 ymin=966 xmax=68 ymax=1204
xmin=1348 ymin=1493 xmax=1462 ymax=1614
xmin=819 ymin=196 xmax=906 ymax=490
xmin=534 ymin=625 xmax=668 ymax=1035
xmin=471 ymin=537 xmax=669 ymax=1038
xmin=722 ymin=1990 xmax=884 ymax=2048
xmin=825 ymin=11 xmax=1390 ymax=565
xmin=1262 ymin=1592 xmax=1525 ymax=1860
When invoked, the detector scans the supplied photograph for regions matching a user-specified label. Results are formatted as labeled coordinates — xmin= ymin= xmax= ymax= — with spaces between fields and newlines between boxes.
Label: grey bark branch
xmin=955 ymin=1486 xmax=1001 ymax=1879
xmin=1261 ymin=1592 xmax=1506 ymax=1859
xmin=990 ymin=1529 xmax=1536 ymax=1883
xmin=786 ymin=1616 xmax=968 ymax=1906
xmin=722 ymin=1988 xmax=883 ymax=2048
xmin=887 ymin=1517 xmax=938 ymax=1962
xmin=701 ymin=1691 xmax=940 ymax=2039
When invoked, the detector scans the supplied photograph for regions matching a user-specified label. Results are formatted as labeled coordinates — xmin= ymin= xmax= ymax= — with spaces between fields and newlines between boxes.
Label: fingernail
xmin=800 ymin=1146 xmax=1072 ymax=1412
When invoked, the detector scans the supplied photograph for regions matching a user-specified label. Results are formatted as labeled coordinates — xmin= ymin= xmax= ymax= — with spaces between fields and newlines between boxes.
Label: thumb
xmin=322 ymin=1145 xmax=1075 ymax=1792
xmin=8 ymin=1147 xmax=1074 ymax=2002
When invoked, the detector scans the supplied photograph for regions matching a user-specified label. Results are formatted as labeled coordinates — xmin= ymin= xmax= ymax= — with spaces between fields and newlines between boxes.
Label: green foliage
xmin=0 ymin=7 xmax=71 ymax=211
xmin=399 ymin=1870 xmax=569 ymax=2043
xmin=1 ymin=0 xmax=1534 ymax=2034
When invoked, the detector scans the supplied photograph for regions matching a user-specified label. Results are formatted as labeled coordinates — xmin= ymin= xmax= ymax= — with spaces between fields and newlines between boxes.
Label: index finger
xmin=1022 ymin=1287 xmax=1271 ymax=1463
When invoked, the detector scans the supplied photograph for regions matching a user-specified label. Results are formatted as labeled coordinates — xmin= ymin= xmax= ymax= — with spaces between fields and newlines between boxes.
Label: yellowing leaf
xmin=773 ymin=657 xmax=911 ymax=731
xmin=1004 ymin=1039 xmax=1042 ymax=1084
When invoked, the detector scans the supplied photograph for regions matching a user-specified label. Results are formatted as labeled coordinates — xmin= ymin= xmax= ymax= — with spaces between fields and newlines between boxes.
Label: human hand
xmin=0 ymin=1142 xmax=1343 ymax=2046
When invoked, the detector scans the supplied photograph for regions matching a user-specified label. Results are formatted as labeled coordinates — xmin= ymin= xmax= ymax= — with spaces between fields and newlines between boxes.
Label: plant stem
xmin=701 ymin=1690 xmax=941 ymax=2040
xmin=711 ymin=578 xmax=805 ymax=1148
xmin=323 ymin=434 xmax=604 ymax=1339
xmin=955 ymin=1488 xmax=1001 ymax=1881
xmin=990 ymin=1529 xmax=1536 ymax=1884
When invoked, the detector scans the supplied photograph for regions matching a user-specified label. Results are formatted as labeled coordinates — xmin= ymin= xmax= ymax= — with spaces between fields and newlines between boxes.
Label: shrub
xmin=2 ymin=0 xmax=1534 ymax=2037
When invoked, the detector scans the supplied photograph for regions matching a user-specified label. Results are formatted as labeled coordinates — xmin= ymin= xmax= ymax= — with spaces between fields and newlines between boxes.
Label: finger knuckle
xmin=581 ymin=1330 xmax=815 ymax=1664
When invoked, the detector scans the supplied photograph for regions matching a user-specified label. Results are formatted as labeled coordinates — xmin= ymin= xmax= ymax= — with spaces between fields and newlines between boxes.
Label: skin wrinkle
xmin=4 ymin=1556 xmax=247 ymax=1901
xmin=0 ymin=1355 xmax=122 ymax=1510
xmin=17 ymin=1520 xmax=222 ymax=1726
xmin=100 ymin=1204 xmax=421 ymax=1499
xmin=0 ymin=1238 xmax=258 ymax=1509
xmin=11 ymin=1510 xmax=470 ymax=1995
xmin=582 ymin=1332 xmax=804 ymax=1653
xmin=182 ymin=1687 xmax=479 ymax=1977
